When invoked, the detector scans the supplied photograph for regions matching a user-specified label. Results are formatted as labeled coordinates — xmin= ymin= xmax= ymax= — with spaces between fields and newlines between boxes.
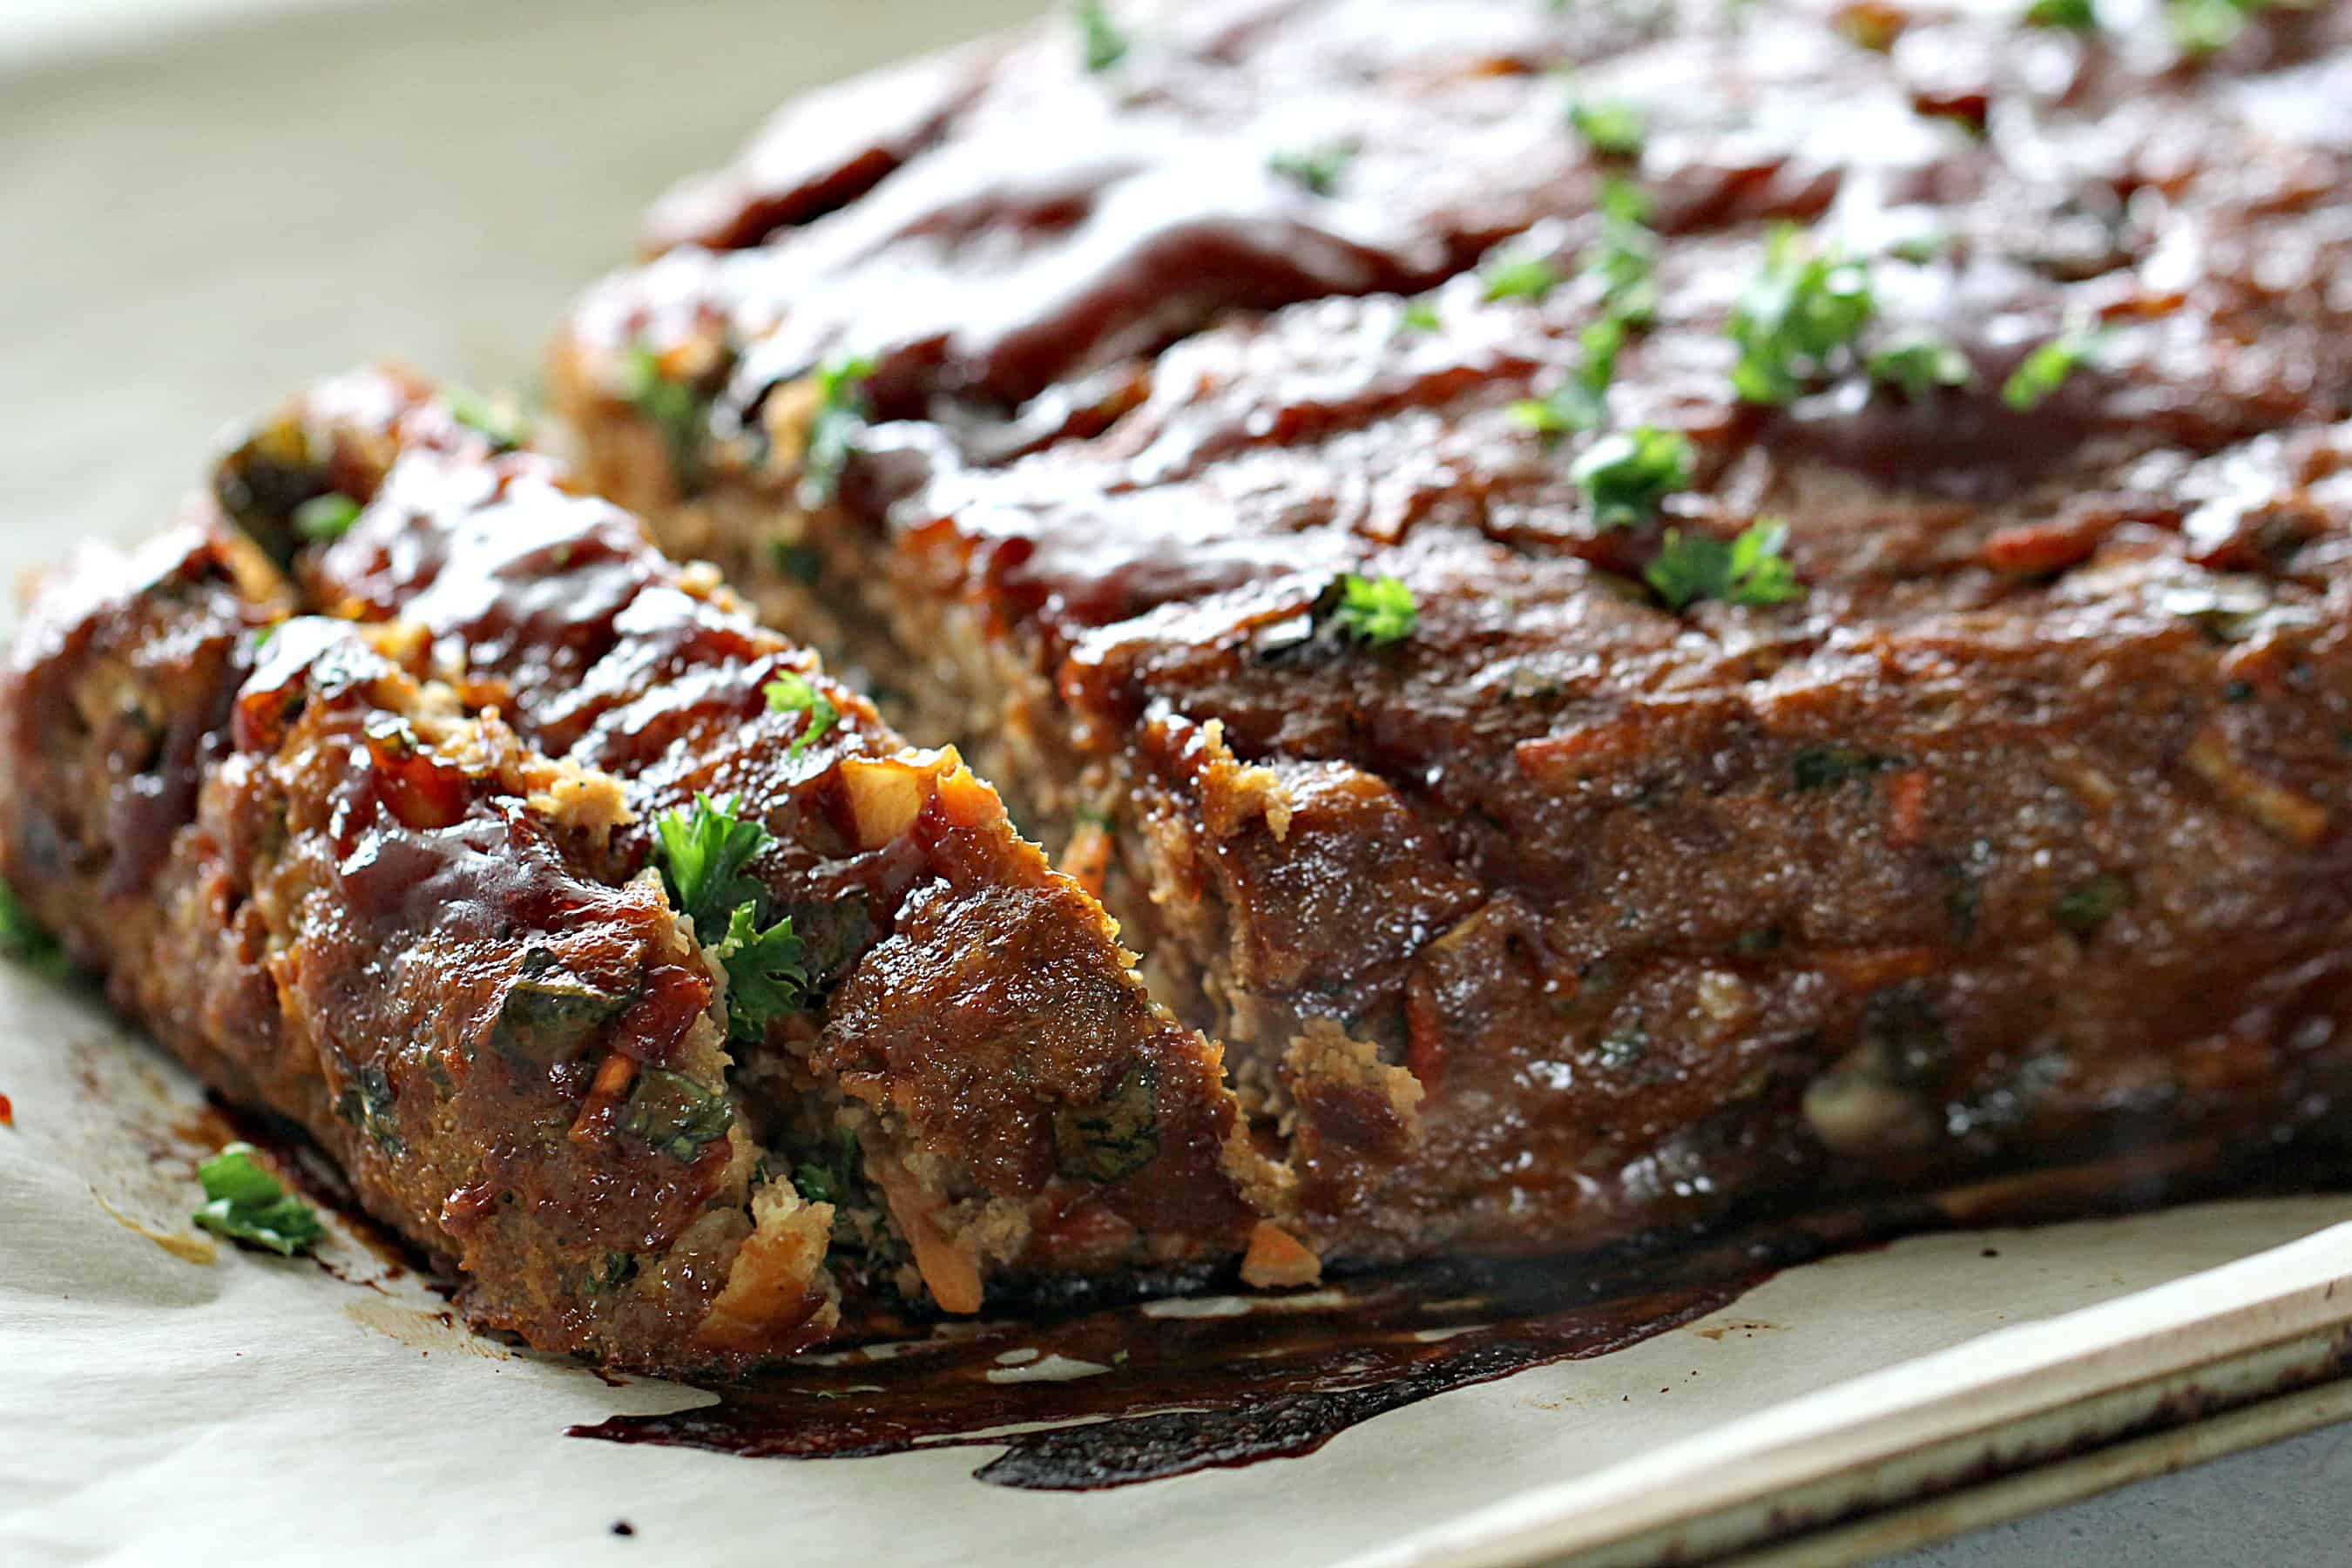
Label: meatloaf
xmin=551 ymin=0 xmax=2352 ymax=1262
xmin=0 ymin=371 xmax=1277 ymax=1372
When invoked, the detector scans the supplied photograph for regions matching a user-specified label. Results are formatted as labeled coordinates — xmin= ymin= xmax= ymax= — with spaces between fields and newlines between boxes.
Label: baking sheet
xmin=4 ymin=3 xmax=2352 ymax=1565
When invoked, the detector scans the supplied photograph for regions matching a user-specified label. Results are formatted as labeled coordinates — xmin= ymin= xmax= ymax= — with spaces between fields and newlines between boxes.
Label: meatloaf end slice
xmin=202 ymin=366 xmax=1275 ymax=1322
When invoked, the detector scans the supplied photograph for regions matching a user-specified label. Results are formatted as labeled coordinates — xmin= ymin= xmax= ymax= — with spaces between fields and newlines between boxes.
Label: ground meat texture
xmin=0 ymin=530 xmax=842 ymax=1371
xmin=212 ymin=368 xmax=1262 ymax=1322
xmin=553 ymin=1 xmax=2352 ymax=1264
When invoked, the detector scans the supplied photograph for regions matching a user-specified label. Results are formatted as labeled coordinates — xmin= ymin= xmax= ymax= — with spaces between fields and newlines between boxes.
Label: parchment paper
xmin=4 ymin=978 xmax=2348 ymax=1567
xmin=4 ymin=3 xmax=2350 ymax=1565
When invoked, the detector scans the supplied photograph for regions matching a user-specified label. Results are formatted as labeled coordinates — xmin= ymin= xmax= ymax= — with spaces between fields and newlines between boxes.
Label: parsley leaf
xmin=1644 ymin=519 xmax=1804 ymax=610
xmin=1396 ymin=299 xmax=1443 ymax=335
xmin=799 ymin=353 xmax=877 ymax=508
xmin=650 ymin=794 xmax=815 ymax=1038
xmin=2002 ymin=321 xmax=2106 ymax=410
xmin=193 ymin=1143 xmax=324 ymax=1256
xmin=616 ymin=1069 xmax=734 ymax=1163
xmin=2023 ymin=0 xmax=2098 ymax=26
xmin=1868 ymin=332 xmax=1975 ymax=399
xmin=0 ymin=883 xmax=71 ymax=981
xmin=1585 ymin=178 xmax=1661 ymax=326
xmin=1510 ymin=316 xmax=1625 ymax=440
xmin=1074 ymin=0 xmax=1129 ymax=72
xmin=1569 ymin=97 xmax=1646 ymax=159
xmin=1597 ymin=173 xmax=1654 ymax=226
xmin=618 ymin=341 xmax=709 ymax=487
xmin=444 ymin=386 xmax=529 ymax=452
xmin=652 ymin=793 xmax=773 ymax=937
xmin=1268 ymin=140 xmax=1356 ymax=196
xmin=764 ymin=672 xmax=840 ymax=761
xmin=791 ymin=1127 xmax=863 ymax=1206
xmin=713 ymin=903 xmax=810 ymax=1043
xmin=1482 ymin=249 xmax=1565 ymax=304
xmin=1727 ymin=226 xmax=1876 ymax=405
xmin=1570 ymin=424 xmax=1695 ymax=529
xmin=2167 ymin=0 xmax=2258 ymax=54
xmin=292 ymin=494 xmax=361 ymax=544
xmin=1328 ymin=573 xmax=1419 ymax=645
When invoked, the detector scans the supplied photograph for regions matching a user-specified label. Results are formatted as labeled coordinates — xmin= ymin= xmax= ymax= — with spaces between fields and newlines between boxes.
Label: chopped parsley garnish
xmin=1597 ymin=173 xmax=1654 ymax=226
xmin=764 ymin=671 xmax=840 ymax=761
xmin=292 ymin=494 xmax=362 ymax=544
xmin=193 ymin=1143 xmax=324 ymax=1256
xmin=1074 ymin=0 xmax=1128 ymax=73
xmin=617 ymin=1070 xmax=734 ymax=1163
xmin=1568 ymin=96 xmax=1646 ymax=159
xmin=1051 ymin=1060 xmax=1161 ymax=1181
xmin=652 ymin=792 xmax=774 ymax=937
xmin=1510 ymin=316 xmax=1625 ymax=440
xmin=2167 ymin=0 xmax=2261 ymax=54
xmin=713 ymin=903 xmax=809 ymax=1040
xmin=2023 ymin=0 xmax=2097 ymax=26
xmin=1727 ymin=226 xmax=1876 ymax=405
xmin=1585 ymin=178 xmax=1662 ymax=326
xmin=798 ymin=353 xmax=877 ymax=509
xmin=444 ymin=386 xmax=528 ymax=451
xmin=1396 ymin=299 xmax=1443 ymax=335
xmin=1868 ymin=333 xmax=1975 ymax=399
xmin=1482 ymin=249 xmax=1565 ymax=304
xmin=618 ymin=341 xmax=709 ymax=485
xmin=589 ymin=1252 xmax=639 ymax=1294
xmin=1644 ymin=519 xmax=1803 ymax=610
xmin=2051 ymin=871 xmax=2133 ymax=938
xmin=1570 ymin=424 xmax=1694 ymax=529
xmin=1328 ymin=573 xmax=1420 ymax=645
xmin=0 ymin=884 xmax=71 ymax=982
xmin=1268 ymin=140 xmax=1356 ymax=196
xmin=2002 ymin=321 xmax=2106 ymax=411
xmin=335 ymin=1063 xmax=403 ymax=1155
xmin=788 ymin=1127 xmax=863 ymax=1208
xmin=650 ymin=794 xmax=811 ymax=1039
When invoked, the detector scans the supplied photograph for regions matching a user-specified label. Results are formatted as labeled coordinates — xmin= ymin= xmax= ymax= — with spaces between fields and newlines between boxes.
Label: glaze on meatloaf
xmin=552 ymin=0 xmax=2352 ymax=1262
xmin=0 ymin=372 xmax=1278 ymax=1372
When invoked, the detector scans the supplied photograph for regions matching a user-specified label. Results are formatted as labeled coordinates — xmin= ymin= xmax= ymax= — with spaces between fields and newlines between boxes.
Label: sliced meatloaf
xmin=0 ymin=371 xmax=1278 ymax=1373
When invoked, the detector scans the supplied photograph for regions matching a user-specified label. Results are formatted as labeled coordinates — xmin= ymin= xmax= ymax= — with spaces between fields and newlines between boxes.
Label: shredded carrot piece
xmin=568 ymin=1053 xmax=639 ymax=1145
xmin=874 ymin=1159 xmax=985 ymax=1315
xmin=1240 ymin=1220 xmax=1321 ymax=1289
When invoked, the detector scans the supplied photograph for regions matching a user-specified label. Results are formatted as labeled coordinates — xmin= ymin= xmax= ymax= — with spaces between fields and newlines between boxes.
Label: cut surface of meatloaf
xmin=551 ymin=0 xmax=2352 ymax=1261
xmin=0 ymin=529 xmax=829 ymax=1368
xmin=0 ymin=371 xmax=1283 ymax=1373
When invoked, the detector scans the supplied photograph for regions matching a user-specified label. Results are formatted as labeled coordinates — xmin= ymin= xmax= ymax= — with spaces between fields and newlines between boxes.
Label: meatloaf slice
xmin=0 ymin=530 xmax=842 ymax=1369
xmin=0 ymin=372 xmax=1288 ymax=1373
xmin=551 ymin=1 xmax=2352 ymax=1263
xmin=209 ymin=368 xmax=1271 ymax=1312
